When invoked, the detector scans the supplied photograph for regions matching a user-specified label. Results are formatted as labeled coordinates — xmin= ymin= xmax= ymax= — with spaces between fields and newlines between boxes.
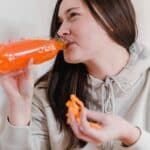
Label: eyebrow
xmin=58 ymin=7 xmax=80 ymax=21
xmin=66 ymin=7 xmax=80 ymax=14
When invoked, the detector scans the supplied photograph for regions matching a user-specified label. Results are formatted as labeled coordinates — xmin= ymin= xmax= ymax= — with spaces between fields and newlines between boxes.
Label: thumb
xmin=18 ymin=58 xmax=34 ymax=98
xmin=85 ymin=108 xmax=106 ymax=124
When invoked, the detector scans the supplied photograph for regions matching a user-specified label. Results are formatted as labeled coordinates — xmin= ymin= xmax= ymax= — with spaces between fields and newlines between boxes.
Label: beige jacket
xmin=0 ymin=42 xmax=150 ymax=150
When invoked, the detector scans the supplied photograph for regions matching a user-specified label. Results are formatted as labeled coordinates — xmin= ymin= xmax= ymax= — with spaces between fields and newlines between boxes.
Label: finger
xmin=79 ymin=110 xmax=103 ymax=145
xmin=26 ymin=58 xmax=34 ymax=87
xmin=79 ymin=120 xmax=105 ymax=145
xmin=85 ymin=108 xmax=106 ymax=124
xmin=28 ymin=58 xmax=34 ymax=66
xmin=68 ymin=113 xmax=94 ymax=143
xmin=79 ymin=108 xmax=108 ymax=143
xmin=0 ymin=69 xmax=24 ymax=77
xmin=0 ymin=77 xmax=21 ymax=102
xmin=80 ymin=107 xmax=89 ymax=129
xmin=18 ymin=59 xmax=34 ymax=98
xmin=26 ymin=58 xmax=34 ymax=81
xmin=0 ymin=75 xmax=17 ymax=89
xmin=69 ymin=113 xmax=81 ymax=136
xmin=80 ymin=108 xmax=101 ymax=136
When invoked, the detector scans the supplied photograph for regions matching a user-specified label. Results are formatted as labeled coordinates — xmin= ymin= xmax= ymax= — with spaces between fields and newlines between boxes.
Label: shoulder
xmin=133 ymin=42 xmax=150 ymax=60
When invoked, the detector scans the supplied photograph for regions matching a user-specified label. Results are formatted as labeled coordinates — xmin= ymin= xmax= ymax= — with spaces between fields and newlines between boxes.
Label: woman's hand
xmin=68 ymin=108 xmax=140 ymax=146
xmin=0 ymin=59 xmax=34 ymax=126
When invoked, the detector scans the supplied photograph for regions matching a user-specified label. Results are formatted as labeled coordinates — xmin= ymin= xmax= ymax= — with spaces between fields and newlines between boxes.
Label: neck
xmin=86 ymin=45 xmax=130 ymax=80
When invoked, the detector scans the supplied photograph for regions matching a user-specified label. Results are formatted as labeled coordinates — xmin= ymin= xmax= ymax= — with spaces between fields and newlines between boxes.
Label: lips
xmin=61 ymin=37 xmax=75 ymax=49
xmin=65 ymin=42 xmax=75 ymax=49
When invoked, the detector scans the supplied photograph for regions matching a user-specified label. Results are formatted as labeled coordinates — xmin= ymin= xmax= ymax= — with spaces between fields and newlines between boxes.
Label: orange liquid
xmin=0 ymin=39 xmax=64 ymax=73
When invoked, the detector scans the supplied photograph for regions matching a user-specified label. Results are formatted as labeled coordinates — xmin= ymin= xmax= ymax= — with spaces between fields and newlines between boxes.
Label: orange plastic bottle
xmin=0 ymin=39 xmax=64 ymax=73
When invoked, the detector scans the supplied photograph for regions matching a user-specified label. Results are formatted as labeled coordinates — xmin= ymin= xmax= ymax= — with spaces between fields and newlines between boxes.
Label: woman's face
xmin=57 ymin=0 xmax=114 ymax=64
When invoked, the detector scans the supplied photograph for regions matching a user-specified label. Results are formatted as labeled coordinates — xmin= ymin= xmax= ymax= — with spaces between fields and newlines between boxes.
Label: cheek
xmin=73 ymin=21 xmax=101 ymax=49
xmin=63 ymin=46 xmax=84 ymax=64
xmin=75 ymin=21 xmax=111 ymax=54
xmin=73 ymin=31 xmax=99 ymax=58
xmin=64 ymin=20 xmax=109 ymax=63
xmin=63 ymin=25 xmax=98 ymax=63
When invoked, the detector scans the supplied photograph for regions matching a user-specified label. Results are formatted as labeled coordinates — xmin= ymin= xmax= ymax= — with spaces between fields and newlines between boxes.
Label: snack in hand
xmin=66 ymin=94 xmax=101 ymax=129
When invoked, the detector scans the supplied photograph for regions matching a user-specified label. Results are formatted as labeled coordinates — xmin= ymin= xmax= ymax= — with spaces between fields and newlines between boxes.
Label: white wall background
xmin=0 ymin=0 xmax=56 ymax=132
xmin=0 ymin=0 xmax=150 ymax=132
xmin=0 ymin=0 xmax=57 ymax=79
xmin=0 ymin=0 xmax=55 ymax=41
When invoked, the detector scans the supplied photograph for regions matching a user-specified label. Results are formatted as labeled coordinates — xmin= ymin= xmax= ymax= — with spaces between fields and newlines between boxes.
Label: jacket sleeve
xmin=119 ymin=128 xmax=150 ymax=150
xmin=0 ymin=87 xmax=51 ymax=150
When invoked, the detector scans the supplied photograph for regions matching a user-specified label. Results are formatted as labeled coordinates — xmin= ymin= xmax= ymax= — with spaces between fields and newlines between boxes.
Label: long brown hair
xmin=36 ymin=0 xmax=137 ymax=149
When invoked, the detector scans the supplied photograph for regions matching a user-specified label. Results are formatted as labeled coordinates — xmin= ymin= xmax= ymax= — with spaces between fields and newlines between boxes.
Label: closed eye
xmin=68 ymin=12 xmax=80 ymax=20
xmin=57 ymin=12 xmax=80 ymax=26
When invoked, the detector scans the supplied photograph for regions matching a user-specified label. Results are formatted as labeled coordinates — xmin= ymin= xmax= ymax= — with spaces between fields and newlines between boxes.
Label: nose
xmin=57 ymin=22 xmax=71 ymax=39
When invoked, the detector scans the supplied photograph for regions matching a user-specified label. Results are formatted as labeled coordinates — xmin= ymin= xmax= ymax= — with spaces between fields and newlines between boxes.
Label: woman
xmin=0 ymin=0 xmax=150 ymax=149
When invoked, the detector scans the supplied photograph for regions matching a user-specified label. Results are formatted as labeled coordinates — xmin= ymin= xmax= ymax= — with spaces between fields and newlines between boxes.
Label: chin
xmin=64 ymin=56 xmax=81 ymax=64
xmin=63 ymin=49 xmax=83 ymax=64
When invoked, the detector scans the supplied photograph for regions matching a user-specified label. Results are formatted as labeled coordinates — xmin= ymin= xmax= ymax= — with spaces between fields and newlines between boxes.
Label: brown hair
xmin=36 ymin=0 xmax=138 ymax=149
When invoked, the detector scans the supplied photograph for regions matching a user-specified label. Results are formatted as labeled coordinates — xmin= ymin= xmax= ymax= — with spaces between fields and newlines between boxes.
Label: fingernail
xmin=29 ymin=58 xmax=34 ymax=64
xmin=79 ymin=126 xmax=84 ymax=131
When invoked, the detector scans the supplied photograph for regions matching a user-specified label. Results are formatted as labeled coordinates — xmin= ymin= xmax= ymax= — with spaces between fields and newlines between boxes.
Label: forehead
xmin=58 ymin=0 xmax=86 ymax=16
